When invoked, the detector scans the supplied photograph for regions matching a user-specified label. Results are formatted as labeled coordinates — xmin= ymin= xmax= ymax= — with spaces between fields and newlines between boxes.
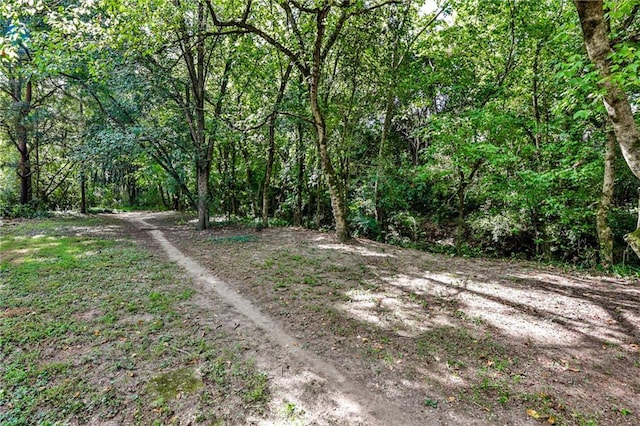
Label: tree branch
xmin=289 ymin=0 xmax=321 ymax=14
xmin=281 ymin=1 xmax=307 ymax=56
xmin=204 ymin=0 xmax=309 ymax=76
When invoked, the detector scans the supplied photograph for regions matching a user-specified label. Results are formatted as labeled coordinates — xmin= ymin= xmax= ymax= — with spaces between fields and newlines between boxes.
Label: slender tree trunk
xmin=158 ymin=184 xmax=169 ymax=209
xmin=80 ymin=170 xmax=87 ymax=214
xmin=374 ymin=91 xmax=395 ymax=239
xmin=597 ymin=129 xmax=615 ymax=267
xmin=15 ymin=80 xmax=32 ymax=205
xmin=196 ymin=159 xmax=210 ymax=230
xmin=18 ymin=130 xmax=31 ymax=205
xmin=532 ymin=41 xmax=543 ymax=151
xmin=262 ymin=63 xmax=293 ymax=228
xmin=309 ymin=13 xmax=349 ymax=242
xmin=176 ymin=0 xmax=210 ymax=230
xmin=574 ymin=1 xmax=640 ymax=179
xmin=374 ymin=25 xmax=402 ymax=239
xmin=314 ymin=154 xmax=322 ymax=229
xmin=312 ymin=111 xmax=349 ymax=242
xmin=239 ymin=142 xmax=258 ymax=217
xmin=194 ymin=153 xmax=210 ymax=231
xmin=230 ymin=145 xmax=238 ymax=216
xmin=455 ymin=160 xmax=483 ymax=256
xmin=294 ymin=122 xmax=305 ymax=227
xmin=34 ymin=124 xmax=40 ymax=203
xmin=262 ymin=133 xmax=275 ymax=226
xmin=194 ymin=3 xmax=209 ymax=230
xmin=456 ymin=177 xmax=466 ymax=256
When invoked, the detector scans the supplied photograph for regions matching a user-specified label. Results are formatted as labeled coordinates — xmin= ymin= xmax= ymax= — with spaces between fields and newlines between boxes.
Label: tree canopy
xmin=1 ymin=0 xmax=639 ymax=268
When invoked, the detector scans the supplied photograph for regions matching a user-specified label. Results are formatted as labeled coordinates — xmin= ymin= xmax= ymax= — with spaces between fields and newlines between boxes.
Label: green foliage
xmin=2 ymin=0 xmax=639 ymax=268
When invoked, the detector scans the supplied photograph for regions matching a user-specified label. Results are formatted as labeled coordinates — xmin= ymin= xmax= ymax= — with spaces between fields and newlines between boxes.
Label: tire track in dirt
xmin=121 ymin=212 xmax=444 ymax=425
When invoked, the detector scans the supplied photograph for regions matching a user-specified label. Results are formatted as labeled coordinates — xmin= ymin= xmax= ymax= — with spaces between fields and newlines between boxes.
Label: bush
xmin=469 ymin=210 xmax=532 ymax=257
xmin=350 ymin=213 xmax=380 ymax=239
xmin=1 ymin=202 xmax=51 ymax=219
xmin=387 ymin=211 xmax=424 ymax=245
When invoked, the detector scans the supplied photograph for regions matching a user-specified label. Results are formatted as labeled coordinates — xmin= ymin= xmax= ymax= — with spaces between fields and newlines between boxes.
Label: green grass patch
xmin=0 ymin=217 xmax=270 ymax=425
xmin=147 ymin=367 xmax=204 ymax=403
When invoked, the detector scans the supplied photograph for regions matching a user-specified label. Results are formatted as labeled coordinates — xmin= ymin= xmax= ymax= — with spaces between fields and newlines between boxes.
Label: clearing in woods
xmin=1 ymin=210 xmax=639 ymax=425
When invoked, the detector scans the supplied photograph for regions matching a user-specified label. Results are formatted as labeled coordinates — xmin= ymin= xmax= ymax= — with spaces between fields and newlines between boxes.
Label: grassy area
xmin=0 ymin=217 xmax=269 ymax=425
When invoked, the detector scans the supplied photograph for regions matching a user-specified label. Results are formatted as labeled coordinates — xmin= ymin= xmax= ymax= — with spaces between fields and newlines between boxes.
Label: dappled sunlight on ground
xmin=316 ymin=243 xmax=396 ymax=258
xmin=340 ymin=287 xmax=448 ymax=335
xmin=67 ymin=224 xmax=123 ymax=236
xmin=366 ymin=269 xmax=640 ymax=349
xmin=139 ymin=211 xmax=640 ymax=425
xmin=4 ymin=239 xmax=63 ymax=264
xmin=341 ymin=289 xmax=388 ymax=328
xmin=260 ymin=368 xmax=370 ymax=425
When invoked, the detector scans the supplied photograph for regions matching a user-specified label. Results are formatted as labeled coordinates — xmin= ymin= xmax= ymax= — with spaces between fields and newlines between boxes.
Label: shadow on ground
xmin=143 ymin=212 xmax=640 ymax=425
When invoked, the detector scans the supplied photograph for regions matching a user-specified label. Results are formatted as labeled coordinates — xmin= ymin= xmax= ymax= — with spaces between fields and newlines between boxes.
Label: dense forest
xmin=1 ymin=0 xmax=639 ymax=269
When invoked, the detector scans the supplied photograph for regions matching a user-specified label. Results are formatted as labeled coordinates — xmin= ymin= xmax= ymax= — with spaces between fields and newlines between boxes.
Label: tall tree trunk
xmin=531 ymin=40 xmax=543 ymax=152
xmin=262 ymin=130 xmax=275 ymax=226
xmin=574 ymin=1 xmax=640 ymax=259
xmin=239 ymin=141 xmax=258 ymax=217
xmin=311 ymin=106 xmax=349 ymax=242
xmin=455 ymin=160 xmax=483 ymax=256
xmin=176 ymin=1 xmax=233 ymax=230
xmin=574 ymin=1 xmax=640 ymax=179
xmin=230 ymin=144 xmax=238 ymax=216
xmin=313 ymin=153 xmax=322 ymax=228
xmin=262 ymin=63 xmax=293 ymax=228
xmin=374 ymin=91 xmax=395 ymax=239
xmin=596 ymin=129 xmax=615 ymax=268
xmin=158 ymin=184 xmax=169 ymax=210
xmin=18 ymin=129 xmax=31 ymax=205
xmin=456 ymin=179 xmax=466 ymax=256
xmin=309 ymin=10 xmax=349 ymax=242
xmin=15 ymin=80 xmax=32 ymax=205
xmin=294 ymin=121 xmax=305 ymax=227
xmin=196 ymin=158 xmax=211 ymax=229
xmin=194 ymin=2 xmax=208 ymax=229
xmin=80 ymin=170 xmax=87 ymax=214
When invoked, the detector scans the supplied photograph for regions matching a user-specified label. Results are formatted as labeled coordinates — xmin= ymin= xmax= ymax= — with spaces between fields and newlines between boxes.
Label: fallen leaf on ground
xmin=526 ymin=409 xmax=541 ymax=419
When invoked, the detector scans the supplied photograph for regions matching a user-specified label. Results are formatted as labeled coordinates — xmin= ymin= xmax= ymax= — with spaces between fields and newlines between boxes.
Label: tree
xmin=370 ymin=2 xmax=448 ymax=235
xmin=175 ymin=0 xmax=230 ymax=230
xmin=597 ymin=128 xmax=616 ymax=267
xmin=573 ymin=0 xmax=640 ymax=256
xmin=262 ymin=61 xmax=293 ymax=228
xmin=104 ymin=0 xmax=240 ymax=229
xmin=206 ymin=0 xmax=400 ymax=242
xmin=573 ymin=0 xmax=640 ymax=177
xmin=1 ymin=1 xmax=44 ymax=205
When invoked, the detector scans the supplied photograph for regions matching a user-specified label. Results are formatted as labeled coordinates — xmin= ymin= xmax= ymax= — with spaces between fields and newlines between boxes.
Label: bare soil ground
xmin=118 ymin=211 xmax=639 ymax=425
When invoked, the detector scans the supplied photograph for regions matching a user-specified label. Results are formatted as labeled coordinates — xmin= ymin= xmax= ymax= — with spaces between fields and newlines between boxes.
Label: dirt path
xmin=116 ymin=211 xmax=640 ymax=426
xmin=119 ymin=212 xmax=457 ymax=425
